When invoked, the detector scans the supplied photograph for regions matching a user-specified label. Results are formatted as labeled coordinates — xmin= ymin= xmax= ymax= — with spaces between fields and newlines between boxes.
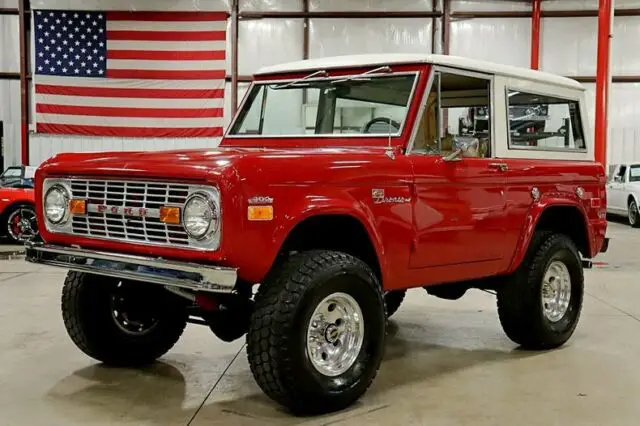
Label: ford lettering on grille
xmin=87 ymin=204 xmax=157 ymax=218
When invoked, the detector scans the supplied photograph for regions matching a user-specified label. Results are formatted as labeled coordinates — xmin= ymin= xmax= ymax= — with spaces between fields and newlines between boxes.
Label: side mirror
xmin=614 ymin=175 xmax=623 ymax=183
xmin=442 ymin=135 xmax=480 ymax=162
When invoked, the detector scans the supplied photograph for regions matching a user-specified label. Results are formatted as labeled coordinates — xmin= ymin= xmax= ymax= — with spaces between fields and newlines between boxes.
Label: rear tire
xmin=247 ymin=250 xmax=386 ymax=415
xmin=497 ymin=232 xmax=584 ymax=350
xmin=628 ymin=199 xmax=640 ymax=228
xmin=384 ymin=289 xmax=406 ymax=318
xmin=61 ymin=272 xmax=188 ymax=366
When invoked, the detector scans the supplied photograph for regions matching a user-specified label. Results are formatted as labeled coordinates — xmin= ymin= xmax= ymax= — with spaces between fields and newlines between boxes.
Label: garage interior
xmin=1 ymin=0 xmax=639 ymax=425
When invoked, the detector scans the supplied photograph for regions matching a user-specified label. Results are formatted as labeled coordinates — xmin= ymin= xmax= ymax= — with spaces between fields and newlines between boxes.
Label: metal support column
xmin=595 ymin=0 xmax=614 ymax=166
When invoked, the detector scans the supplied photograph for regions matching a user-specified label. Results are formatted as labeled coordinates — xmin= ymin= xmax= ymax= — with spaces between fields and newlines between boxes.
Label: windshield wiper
xmin=330 ymin=66 xmax=392 ymax=84
xmin=270 ymin=70 xmax=329 ymax=89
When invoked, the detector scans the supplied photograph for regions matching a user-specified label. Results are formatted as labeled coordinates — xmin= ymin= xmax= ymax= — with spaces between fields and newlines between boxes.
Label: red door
xmin=409 ymin=156 xmax=508 ymax=270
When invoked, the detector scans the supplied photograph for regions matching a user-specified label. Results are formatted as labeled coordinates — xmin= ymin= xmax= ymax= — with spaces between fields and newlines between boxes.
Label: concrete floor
xmin=0 ymin=220 xmax=637 ymax=425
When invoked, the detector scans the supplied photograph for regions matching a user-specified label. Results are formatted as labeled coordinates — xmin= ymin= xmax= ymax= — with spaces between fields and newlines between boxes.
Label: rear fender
xmin=507 ymin=195 xmax=591 ymax=273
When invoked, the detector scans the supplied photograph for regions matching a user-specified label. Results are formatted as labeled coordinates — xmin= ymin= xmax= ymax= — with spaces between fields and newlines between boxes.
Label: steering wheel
xmin=362 ymin=117 xmax=401 ymax=134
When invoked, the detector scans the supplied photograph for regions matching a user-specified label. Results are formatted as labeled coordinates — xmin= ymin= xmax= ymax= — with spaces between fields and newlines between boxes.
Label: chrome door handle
xmin=488 ymin=163 xmax=508 ymax=172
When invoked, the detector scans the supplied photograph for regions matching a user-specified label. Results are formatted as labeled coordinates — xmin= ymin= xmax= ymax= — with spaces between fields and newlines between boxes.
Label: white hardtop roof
xmin=255 ymin=53 xmax=584 ymax=91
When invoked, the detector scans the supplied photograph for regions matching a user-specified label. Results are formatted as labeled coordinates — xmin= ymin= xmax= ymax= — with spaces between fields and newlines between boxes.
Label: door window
xmin=410 ymin=71 xmax=491 ymax=158
xmin=629 ymin=165 xmax=640 ymax=182
xmin=615 ymin=165 xmax=628 ymax=183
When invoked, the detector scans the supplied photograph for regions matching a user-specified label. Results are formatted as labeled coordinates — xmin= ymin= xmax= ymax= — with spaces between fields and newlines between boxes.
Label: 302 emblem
xmin=248 ymin=196 xmax=274 ymax=205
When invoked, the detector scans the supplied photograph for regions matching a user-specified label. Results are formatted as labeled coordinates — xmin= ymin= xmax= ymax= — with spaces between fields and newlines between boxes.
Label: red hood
xmin=38 ymin=147 xmax=260 ymax=182
xmin=37 ymin=146 xmax=389 ymax=184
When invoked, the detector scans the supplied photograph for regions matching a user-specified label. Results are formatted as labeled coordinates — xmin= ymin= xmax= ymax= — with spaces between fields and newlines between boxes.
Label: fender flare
xmin=270 ymin=196 xmax=388 ymax=284
xmin=507 ymin=195 xmax=591 ymax=273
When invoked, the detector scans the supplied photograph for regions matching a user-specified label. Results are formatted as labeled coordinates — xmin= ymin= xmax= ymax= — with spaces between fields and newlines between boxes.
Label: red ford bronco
xmin=26 ymin=54 xmax=609 ymax=415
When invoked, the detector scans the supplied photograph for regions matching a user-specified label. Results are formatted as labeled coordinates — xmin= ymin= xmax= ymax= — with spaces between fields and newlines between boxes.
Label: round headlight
xmin=183 ymin=193 xmax=218 ymax=240
xmin=44 ymin=185 xmax=69 ymax=224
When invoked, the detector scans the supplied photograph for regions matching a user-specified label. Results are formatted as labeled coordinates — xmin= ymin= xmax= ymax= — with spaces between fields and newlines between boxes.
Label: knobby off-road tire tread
xmin=247 ymin=250 xmax=385 ymax=414
xmin=497 ymin=232 xmax=583 ymax=350
xmin=62 ymin=271 xmax=187 ymax=366
xmin=384 ymin=289 xmax=406 ymax=318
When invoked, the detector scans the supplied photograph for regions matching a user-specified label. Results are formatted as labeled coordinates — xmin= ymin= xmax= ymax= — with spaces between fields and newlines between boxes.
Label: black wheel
xmin=3 ymin=204 xmax=38 ymax=243
xmin=497 ymin=232 xmax=584 ymax=350
xmin=383 ymin=289 xmax=406 ymax=318
xmin=61 ymin=272 xmax=188 ymax=366
xmin=628 ymin=199 xmax=640 ymax=228
xmin=247 ymin=250 xmax=386 ymax=415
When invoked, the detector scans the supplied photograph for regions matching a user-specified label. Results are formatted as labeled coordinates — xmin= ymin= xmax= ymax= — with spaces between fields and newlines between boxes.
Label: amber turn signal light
xmin=248 ymin=205 xmax=273 ymax=221
xmin=69 ymin=199 xmax=86 ymax=215
xmin=160 ymin=206 xmax=181 ymax=225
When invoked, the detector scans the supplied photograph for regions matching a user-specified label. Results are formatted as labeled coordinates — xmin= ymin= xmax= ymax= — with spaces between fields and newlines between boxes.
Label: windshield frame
xmin=224 ymin=70 xmax=420 ymax=140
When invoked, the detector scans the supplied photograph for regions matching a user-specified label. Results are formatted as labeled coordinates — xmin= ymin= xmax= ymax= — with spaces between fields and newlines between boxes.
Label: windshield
xmin=630 ymin=165 xmax=640 ymax=182
xmin=1 ymin=167 xmax=21 ymax=178
xmin=228 ymin=72 xmax=417 ymax=137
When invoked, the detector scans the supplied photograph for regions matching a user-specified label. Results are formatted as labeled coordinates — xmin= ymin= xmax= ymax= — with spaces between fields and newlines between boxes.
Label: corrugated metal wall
xmin=2 ymin=0 xmax=640 ymax=166
xmin=0 ymin=2 xmax=21 ymax=168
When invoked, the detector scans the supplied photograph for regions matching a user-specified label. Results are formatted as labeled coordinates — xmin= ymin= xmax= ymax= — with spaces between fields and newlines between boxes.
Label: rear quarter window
xmin=506 ymin=89 xmax=586 ymax=152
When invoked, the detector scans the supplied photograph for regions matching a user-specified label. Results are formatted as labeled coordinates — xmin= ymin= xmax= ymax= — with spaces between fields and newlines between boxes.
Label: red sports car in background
xmin=0 ymin=168 xmax=38 ymax=244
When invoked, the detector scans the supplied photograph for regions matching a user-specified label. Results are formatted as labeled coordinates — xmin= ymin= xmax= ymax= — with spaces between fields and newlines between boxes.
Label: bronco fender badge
xmin=372 ymin=189 xmax=411 ymax=205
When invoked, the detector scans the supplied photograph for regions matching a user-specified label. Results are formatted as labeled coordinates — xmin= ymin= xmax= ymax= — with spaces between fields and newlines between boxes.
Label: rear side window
xmin=506 ymin=89 xmax=586 ymax=152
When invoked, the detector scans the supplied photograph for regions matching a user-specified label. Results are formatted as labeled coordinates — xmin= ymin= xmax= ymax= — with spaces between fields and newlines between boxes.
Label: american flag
xmin=33 ymin=10 xmax=227 ymax=138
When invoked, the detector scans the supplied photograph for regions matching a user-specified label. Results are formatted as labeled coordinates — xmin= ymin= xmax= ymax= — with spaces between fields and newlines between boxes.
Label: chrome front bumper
xmin=24 ymin=242 xmax=237 ymax=293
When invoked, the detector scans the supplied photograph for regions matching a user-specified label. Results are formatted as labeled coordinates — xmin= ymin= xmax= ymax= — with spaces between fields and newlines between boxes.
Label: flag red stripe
xmin=106 ymin=30 xmax=226 ymax=41
xmin=106 ymin=11 xmax=228 ymax=21
xmin=37 ymin=123 xmax=224 ymax=138
xmin=37 ymin=104 xmax=223 ymax=118
xmin=107 ymin=69 xmax=225 ymax=80
xmin=36 ymin=84 xmax=225 ymax=99
xmin=107 ymin=50 xmax=226 ymax=61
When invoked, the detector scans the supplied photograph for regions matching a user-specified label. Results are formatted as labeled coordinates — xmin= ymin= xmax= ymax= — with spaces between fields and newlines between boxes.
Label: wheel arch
xmin=276 ymin=211 xmax=385 ymax=286
xmin=0 ymin=200 xmax=35 ymax=221
xmin=508 ymin=200 xmax=592 ymax=273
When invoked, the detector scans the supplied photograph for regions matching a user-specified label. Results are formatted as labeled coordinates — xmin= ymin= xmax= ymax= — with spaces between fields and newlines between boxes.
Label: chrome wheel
xmin=306 ymin=292 xmax=364 ymax=377
xmin=6 ymin=207 xmax=37 ymax=243
xmin=541 ymin=260 xmax=572 ymax=322
xmin=629 ymin=201 xmax=638 ymax=226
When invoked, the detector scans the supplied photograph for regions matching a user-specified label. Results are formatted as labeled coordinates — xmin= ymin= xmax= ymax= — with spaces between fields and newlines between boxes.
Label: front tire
xmin=497 ymin=233 xmax=584 ymax=350
xmin=247 ymin=250 xmax=386 ymax=415
xmin=61 ymin=272 xmax=188 ymax=366
xmin=629 ymin=199 xmax=640 ymax=228
xmin=384 ymin=289 xmax=406 ymax=318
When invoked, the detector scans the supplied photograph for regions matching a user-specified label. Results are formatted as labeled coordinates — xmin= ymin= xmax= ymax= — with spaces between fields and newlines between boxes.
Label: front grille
xmin=69 ymin=179 xmax=190 ymax=246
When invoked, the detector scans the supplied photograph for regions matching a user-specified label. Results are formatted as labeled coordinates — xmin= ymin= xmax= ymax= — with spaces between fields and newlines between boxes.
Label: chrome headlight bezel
xmin=42 ymin=178 xmax=73 ymax=233
xmin=183 ymin=191 xmax=220 ymax=241
xmin=183 ymin=187 xmax=221 ymax=250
